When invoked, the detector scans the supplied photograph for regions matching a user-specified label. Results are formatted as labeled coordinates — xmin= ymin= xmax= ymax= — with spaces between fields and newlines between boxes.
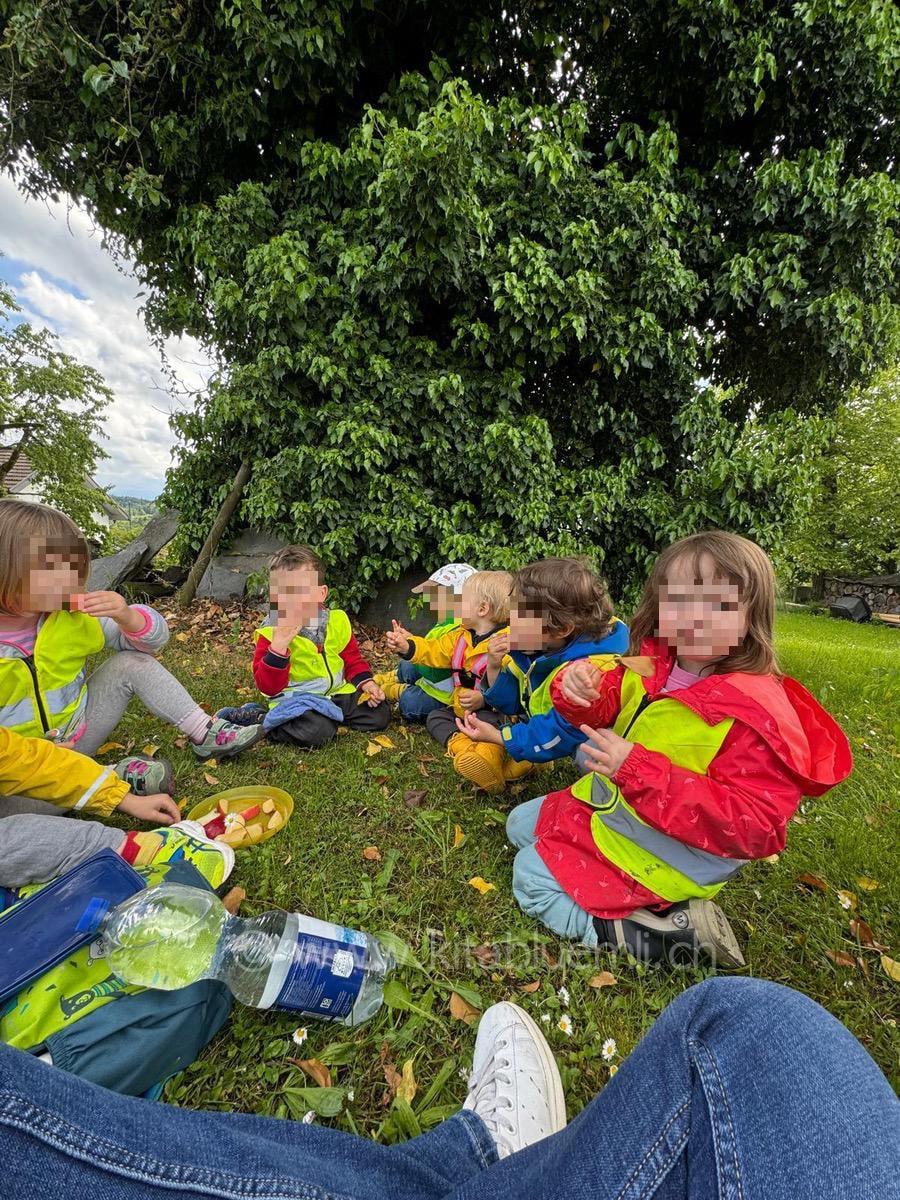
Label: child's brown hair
xmin=269 ymin=544 xmax=325 ymax=580
xmin=0 ymin=500 xmax=90 ymax=615
xmin=512 ymin=557 xmax=615 ymax=640
xmin=629 ymin=530 xmax=778 ymax=675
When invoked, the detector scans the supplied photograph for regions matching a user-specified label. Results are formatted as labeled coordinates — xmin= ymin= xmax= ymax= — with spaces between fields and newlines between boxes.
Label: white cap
xmin=411 ymin=563 xmax=477 ymax=595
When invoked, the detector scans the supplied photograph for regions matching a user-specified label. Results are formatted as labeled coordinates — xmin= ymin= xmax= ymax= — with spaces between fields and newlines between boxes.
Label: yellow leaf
xmin=142 ymin=743 xmax=159 ymax=757
xmin=397 ymin=1059 xmax=417 ymax=1104
xmin=293 ymin=1058 xmax=332 ymax=1089
xmin=588 ymin=971 xmax=617 ymax=989
xmin=452 ymin=824 xmax=466 ymax=849
xmin=362 ymin=845 xmax=382 ymax=862
xmin=204 ymin=772 xmax=220 ymax=786
xmin=449 ymin=991 xmax=481 ymax=1024
xmin=837 ymin=889 xmax=858 ymax=911
xmin=365 ymin=741 xmax=383 ymax=756
xmin=857 ymin=877 xmax=880 ymax=891
xmin=761 ymin=853 xmax=780 ymax=865
xmin=468 ymin=876 xmax=496 ymax=895
xmin=96 ymin=741 xmax=125 ymax=755
xmin=176 ymin=631 xmax=189 ymax=642
xmin=206 ymin=758 xmax=218 ymax=768
xmin=372 ymin=734 xmax=395 ymax=749
xmin=881 ymin=955 xmax=900 ymax=983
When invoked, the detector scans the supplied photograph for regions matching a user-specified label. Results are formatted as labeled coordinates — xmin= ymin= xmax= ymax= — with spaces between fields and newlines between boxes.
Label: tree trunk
xmin=176 ymin=459 xmax=252 ymax=608
xmin=0 ymin=433 xmax=32 ymax=485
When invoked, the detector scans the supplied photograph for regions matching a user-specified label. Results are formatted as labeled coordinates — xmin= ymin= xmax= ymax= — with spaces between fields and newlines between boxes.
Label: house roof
xmin=0 ymin=447 xmax=128 ymax=521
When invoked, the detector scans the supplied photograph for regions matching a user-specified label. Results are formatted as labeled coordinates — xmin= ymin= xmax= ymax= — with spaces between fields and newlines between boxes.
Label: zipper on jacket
xmin=621 ymin=693 xmax=651 ymax=739
xmin=22 ymin=655 xmax=51 ymax=734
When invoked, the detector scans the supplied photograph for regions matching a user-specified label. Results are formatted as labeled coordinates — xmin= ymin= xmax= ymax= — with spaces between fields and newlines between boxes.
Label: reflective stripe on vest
xmin=570 ymin=668 xmax=743 ymax=903
xmin=0 ymin=613 xmax=102 ymax=738
xmin=414 ymin=673 xmax=455 ymax=703
xmin=255 ymin=609 xmax=356 ymax=705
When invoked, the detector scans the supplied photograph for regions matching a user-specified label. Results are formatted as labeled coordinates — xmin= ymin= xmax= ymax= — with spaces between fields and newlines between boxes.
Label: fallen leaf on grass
xmin=880 ymin=955 xmax=900 ymax=983
xmin=850 ymin=919 xmax=889 ymax=952
xmin=761 ymin=853 xmax=780 ymax=865
xmin=222 ymin=887 xmax=246 ymax=915
xmin=857 ymin=877 xmax=880 ymax=892
xmin=404 ymin=789 xmax=427 ymax=808
xmin=365 ymin=741 xmax=382 ymax=757
xmin=540 ymin=945 xmax=559 ymax=968
xmin=452 ymin=824 xmax=466 ymax=849
xmin=472 ymin=943 xmax=496 ymax=966
xmin=836 ymin=890 xmax=858 ymax=911
xmin=417 ymin=761 xmax=430 ymax=778
xmin=174 ymin=736 xmax=188 ymax=750
xmin=96 ymin=741 xmax=125 ymax=755
xmin=450 ymin=991 xmax=481 ymax=1024
xmin=797 ymin=873 xmax=828 ymax=893
xmin=142 ymin=743 xmax=159 ymax=757
xmin=204 ymin=772 xmax=220 ymax=786
xmin=397 ymin=1060 xmax=417 ymax=1104
xmin=518 ymin=980 xmax=541 ymax=994
xmin=362 ymin=846 xmax=382 ymax=862
xmin=468 ymin=876 xmax=496 ymax=895
xmin=588 ymin=971 xmax=617 ymax=989
xmin=824 ymin=949 xmax=856 ymax=968
xmin=372 ymin=734 xmax=395 ymax=749
xmin=176 ymin=631 xmax=189 ymax=642
xmin=291 ymin=1058 xmax=332 ymax=1089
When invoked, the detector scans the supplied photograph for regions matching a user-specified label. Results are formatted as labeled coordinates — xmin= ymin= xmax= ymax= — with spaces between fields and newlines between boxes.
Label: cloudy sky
xmin=1 ymin=173 xmax=216 ymax=498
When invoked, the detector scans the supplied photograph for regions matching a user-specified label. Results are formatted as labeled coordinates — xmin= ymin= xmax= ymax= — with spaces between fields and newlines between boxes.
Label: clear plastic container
xmin=100 ymin=884 xmax=393 ymax=1025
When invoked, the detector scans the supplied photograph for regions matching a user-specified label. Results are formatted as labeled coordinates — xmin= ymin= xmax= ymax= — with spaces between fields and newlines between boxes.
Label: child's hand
xmin=486 ymin=632 xmax=509 ymax=667
xmin=578 ymin=725 xmax=634 ymax=777
xmin=385 ymin=619 xmax=411 ymax=655
xmin=458 ymin=688 xmax=485 ymax=712
xmin=116 ymin=792 xmax=182 ymax=824
xmin=271 ymin=618 xmax=302 ymax=655
xmin=455 ymin=712 xmax=503 ymax=745
xmin=79 ymin=590 xmax=130 ymax=620
xmin=359 ymin=680 xmax=385 ymax=707
xmin=560 ymin=659 xmax=603 ymax=707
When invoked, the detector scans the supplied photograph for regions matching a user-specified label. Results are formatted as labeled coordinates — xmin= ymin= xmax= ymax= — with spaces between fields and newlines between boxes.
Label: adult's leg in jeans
xmin=447 ymin=976 xmax=900 ymax=1200
xmin=77 ymin=653 xmax=206 ymax=756
xmin=0 ymin=810 xmax=122 ymax=888
xmin=335 ymin=691 xmax=392 ymax=734
xmin=0 ymin=1040 xmax=495 ymax=1200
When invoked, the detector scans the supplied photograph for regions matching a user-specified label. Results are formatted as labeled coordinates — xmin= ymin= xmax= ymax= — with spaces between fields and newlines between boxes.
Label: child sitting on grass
xmin=374 ymin=563 xmax=476 ymax=723
xmin=455 ymin=557 xmax=629 ymax=791
xmin=385 ymin=570 xmax=512 ymax=790
xmin=253 ymin=544 xmax=390 ymax=748
xmin=0 ymin=724 xmax=233 ymax=891
xmin=506 ymin=531 xmax=852 ymax=967
xmin=0 ymin=501 xmax=262 ymax=793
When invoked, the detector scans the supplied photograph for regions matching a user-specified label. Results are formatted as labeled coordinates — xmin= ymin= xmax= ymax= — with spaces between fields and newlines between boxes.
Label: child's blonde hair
xmin=465 ymin=570 xmax=513 ymax=624
xmin=629 ymin=530 xmax=778 ymax=675
xmin=0 ymin=500 xmax=90 ymax=616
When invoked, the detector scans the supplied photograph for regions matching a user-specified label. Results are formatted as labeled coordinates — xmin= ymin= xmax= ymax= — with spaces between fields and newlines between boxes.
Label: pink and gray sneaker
xmin=114 ymin=756 xmax=175 ymax=796
xmin=191 ymin=717 xmax=264 ymax=762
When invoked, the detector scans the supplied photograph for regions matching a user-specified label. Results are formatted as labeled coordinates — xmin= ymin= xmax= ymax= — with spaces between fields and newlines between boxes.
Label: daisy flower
xmin=347 ymin=1090 xmax=355 ymax=1103
xmin=557 ymin=985 xmax=570 ymax=1006
xmin=540 ymin=1013 xmax=551 ymax=1025
xmin=601 ymin=1038 xmax=617 ymax=1061
xmin=292 ymin=1027 xmax=308 ymax=1047
xmin=557 ymin=1014 xmax=573 ymax=1037
xmin=302 ymin=1111 xmax=316 ymax=1124
xmin=608 ymin=1064 xmax=619 ymax=1077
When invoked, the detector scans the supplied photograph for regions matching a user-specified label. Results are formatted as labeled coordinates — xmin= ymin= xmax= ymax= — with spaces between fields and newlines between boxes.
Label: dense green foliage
xmin=782 ymin=365 xmax=900 ymax=582
xmin=2 ymin=2 xmax=898 ymax=602
xmin=0 ymin=282 xmax=112 ymax=538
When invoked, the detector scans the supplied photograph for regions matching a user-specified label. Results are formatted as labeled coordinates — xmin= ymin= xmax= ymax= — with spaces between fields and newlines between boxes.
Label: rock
xmin=160 ymin=564 xmax=189 ymax=586
xmin=356 ymin=567 xmax=435 ymax=635
xmin=197 ymin=529 xmax=287 ymax=602
xmin=88 ymin=510 xmax=180 ymax=591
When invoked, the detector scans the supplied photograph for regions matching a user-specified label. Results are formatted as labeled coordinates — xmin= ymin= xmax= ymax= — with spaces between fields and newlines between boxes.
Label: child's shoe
xmin=502 ymin=755 xmax=536 ymax=783
xmin=114 ymin=756 xmax=175 ymax=796
xmin=120 ymin=820 xmax=234 ymax=888
xmin=191 ymin=717 xmax=264 ymax=761
xmin=447 ymin=733 xmax=506 ymax=794
xmin=214 ymin=703 xmax=267 ymax=726
xmin=594 ymin=899 xmax=745 ymax=968
xmin=373 ymin=671 xmax=406 ymax=703
xmin=463 ymin=1001 xmax=566 ymax=1158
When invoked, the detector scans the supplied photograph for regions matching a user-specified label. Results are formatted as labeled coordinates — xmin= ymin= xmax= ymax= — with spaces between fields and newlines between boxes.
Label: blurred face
xmin=656 ymin=553 xmax=748 ymax=664
xmin=508 ymin=599 xmax=547 ymax=652
xmin=459 ymin=578 xmax=490 ymax=627
xmin=26 ymin=543 xmax=83 ymax=613
xmin=428 ymin=584 xmax=459 ymax=622
xmin=271 ymin=566 xmax=327 ymax=627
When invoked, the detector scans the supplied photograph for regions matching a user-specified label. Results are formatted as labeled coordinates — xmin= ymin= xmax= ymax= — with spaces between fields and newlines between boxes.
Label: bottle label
xmin=274 ymin=915 xmax=366 ymax=1020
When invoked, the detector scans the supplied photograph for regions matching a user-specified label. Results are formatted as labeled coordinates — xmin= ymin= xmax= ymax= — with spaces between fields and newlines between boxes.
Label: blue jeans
xmin=0 ymin=978 xmax=896 ymax=1198
xmin=507 ymin=797 xmax=598 ymax=945
xmin=397 ymin=659 xmax=447 ymax=723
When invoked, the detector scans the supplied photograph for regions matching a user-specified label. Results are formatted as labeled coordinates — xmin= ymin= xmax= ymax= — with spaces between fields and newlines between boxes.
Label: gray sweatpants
xmin=0 ymin=651 xmax=202 ymax=888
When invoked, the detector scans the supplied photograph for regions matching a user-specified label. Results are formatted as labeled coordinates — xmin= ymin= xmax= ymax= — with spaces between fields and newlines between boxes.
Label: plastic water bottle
xmin=99 ymin=883 xmax=394 ymax=1026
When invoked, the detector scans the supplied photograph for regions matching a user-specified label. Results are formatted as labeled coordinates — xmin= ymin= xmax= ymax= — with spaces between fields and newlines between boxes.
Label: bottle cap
xmin=76 ymin=897 xmax=111 ymax=934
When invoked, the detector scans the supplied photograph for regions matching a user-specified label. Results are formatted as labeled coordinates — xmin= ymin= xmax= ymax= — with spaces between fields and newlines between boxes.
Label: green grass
xmin=101 ymin=609 xmax=900 ymax=1131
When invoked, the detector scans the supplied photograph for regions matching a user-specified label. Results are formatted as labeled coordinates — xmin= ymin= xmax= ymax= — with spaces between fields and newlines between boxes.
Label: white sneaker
xmin=463 ymin=1002 xmax=566 ymax=1158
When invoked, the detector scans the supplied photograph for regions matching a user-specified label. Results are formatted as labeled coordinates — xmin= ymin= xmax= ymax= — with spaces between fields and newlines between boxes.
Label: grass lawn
xmin=100 ymin=607 xmax=899 ymax=1133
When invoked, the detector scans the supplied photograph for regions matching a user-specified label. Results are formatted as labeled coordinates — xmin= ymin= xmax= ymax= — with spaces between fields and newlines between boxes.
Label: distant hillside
xmin=111 ymin=495 xmax=159 ymax=520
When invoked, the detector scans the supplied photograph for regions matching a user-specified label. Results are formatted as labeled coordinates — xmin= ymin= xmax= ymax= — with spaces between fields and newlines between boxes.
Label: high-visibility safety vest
xmin=412 ymin=619 xmax=457 ymax=705
xmin=502 ymin=652 xmax=623 ymax=719
xmin=0 ymin=612 xmax=104 ymax=738
xmin=255 ymin=609 xmax=357 ymax=705
xmin=571 ymin=666 xmax=747 ymax=903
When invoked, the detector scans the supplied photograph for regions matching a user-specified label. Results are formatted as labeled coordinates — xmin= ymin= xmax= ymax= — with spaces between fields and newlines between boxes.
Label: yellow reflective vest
xmin=0 ymin=612 xmax=104 ymax=739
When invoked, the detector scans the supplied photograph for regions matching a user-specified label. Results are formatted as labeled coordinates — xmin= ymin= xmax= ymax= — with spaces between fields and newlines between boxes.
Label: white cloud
xmin=0 ymin=173 xmax=216 ymax=497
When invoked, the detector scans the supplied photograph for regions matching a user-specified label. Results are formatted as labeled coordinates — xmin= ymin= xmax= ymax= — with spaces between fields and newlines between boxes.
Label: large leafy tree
xmin=1 ymin=1 xmax=897 ymax=603
xmin=0 ymin=283 xmax=112 ymax=538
